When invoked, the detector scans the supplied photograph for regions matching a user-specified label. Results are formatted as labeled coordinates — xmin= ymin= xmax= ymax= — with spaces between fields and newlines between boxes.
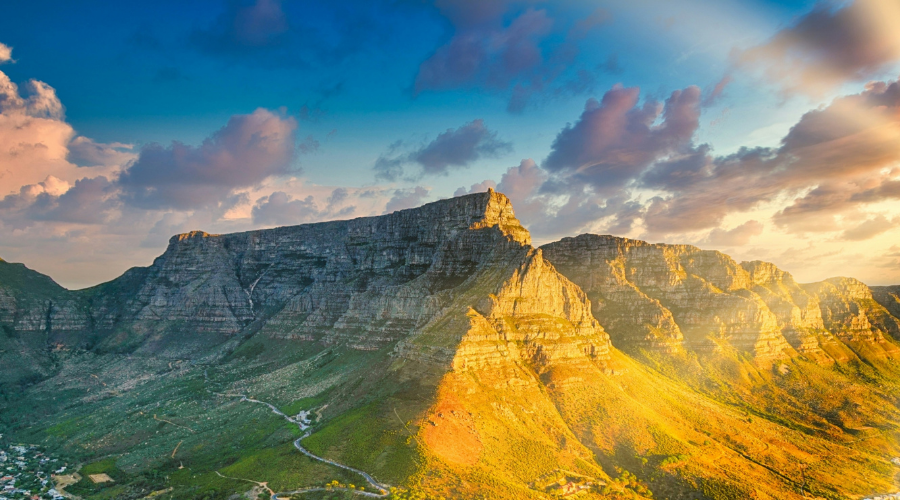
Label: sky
xmin=1 ymin=0 xmax=900 ymax=288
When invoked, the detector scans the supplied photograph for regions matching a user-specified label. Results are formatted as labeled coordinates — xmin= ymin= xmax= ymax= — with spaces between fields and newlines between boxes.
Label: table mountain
xmin=1 ymin=190 xmax=899 ymax=500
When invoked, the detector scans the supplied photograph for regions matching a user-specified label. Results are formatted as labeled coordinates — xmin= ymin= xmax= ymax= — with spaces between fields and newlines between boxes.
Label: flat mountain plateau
xmin=1 ymin=190 xmax=900 ymax=500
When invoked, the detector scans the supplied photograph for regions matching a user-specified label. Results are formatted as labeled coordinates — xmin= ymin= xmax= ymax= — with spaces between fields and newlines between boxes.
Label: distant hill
xmin=1 ymin=190 xmax=899 ymax=500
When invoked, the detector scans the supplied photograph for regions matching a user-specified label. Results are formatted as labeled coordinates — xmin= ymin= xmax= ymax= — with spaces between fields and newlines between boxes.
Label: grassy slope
xmin=6 ymin=316 xmax=900 ymax=500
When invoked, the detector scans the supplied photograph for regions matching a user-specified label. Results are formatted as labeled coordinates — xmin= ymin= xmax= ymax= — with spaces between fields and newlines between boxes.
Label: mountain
xmin=541 ymin=234 xmax=900 ymax=362
xmin=1 ymin=190 xmax=899 ymax=500
xmin=0 ymin=258 xmax=88 ymax=390
xmin=872 ymin=285 xmax=900 ymax=326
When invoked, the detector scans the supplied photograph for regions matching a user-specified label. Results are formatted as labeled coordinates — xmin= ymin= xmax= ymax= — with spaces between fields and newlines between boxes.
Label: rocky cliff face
xmin=31 ymin=190 xmax=603 ymax=366
xmin=541 ymin=234 xmax=900 ymax=364
xmin=540 ymin=235 xmax=794 ymax=359
xmin=0 ymin=259 xmax=92 ymax=390
xmin=871 ymin=284 xmax=900 ymax=328
xmin=802 ymin=278 xmax=900 ymax=358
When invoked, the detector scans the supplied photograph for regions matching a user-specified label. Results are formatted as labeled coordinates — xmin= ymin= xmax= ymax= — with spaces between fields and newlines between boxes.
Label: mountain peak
xmin=168 ymin=230 xmax=218 ymax=245
xmin=166 ymin=190 xmax=531 ymax=251
xmin=386 ymin=189 xmax=530 ymax=246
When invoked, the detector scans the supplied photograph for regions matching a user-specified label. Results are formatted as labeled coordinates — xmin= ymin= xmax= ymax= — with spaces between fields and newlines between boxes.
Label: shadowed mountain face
xmin=1 ymin=191 xmax=900 ymax=500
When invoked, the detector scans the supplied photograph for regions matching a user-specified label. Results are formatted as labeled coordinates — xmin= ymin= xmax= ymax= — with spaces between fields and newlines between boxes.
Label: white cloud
xmin=0 ymin=43 xmax=12 ymax=64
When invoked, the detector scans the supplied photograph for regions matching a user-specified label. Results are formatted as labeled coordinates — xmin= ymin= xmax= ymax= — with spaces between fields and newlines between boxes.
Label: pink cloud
xmin=735 ymin=0 xmax=900 ymax=96
xmin=118 ymin=108 xmax=299 ymax=210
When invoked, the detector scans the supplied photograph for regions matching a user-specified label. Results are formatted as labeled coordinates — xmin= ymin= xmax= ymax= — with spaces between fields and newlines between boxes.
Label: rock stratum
xmin=1 ymin=190 xmax=899 ymax=500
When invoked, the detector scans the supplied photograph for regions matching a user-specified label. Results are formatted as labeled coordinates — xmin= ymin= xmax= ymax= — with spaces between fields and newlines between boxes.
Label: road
xmin=211 ymin=386 xmax=390 ymax=499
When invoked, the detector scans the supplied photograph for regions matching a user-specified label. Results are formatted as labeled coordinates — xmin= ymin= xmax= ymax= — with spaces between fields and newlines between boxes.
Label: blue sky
xmin=2 ymin=0 xmax=900 ymax=287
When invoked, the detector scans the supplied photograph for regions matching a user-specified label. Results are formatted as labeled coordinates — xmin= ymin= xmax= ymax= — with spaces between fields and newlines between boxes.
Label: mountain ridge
xmin=1 ymin=191 xmax=899 ymax=500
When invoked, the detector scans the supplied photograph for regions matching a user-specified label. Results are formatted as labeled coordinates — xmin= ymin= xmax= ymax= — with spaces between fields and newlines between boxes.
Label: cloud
xmin=250 ymin=188 xmax=356 ymax=227
xmin=415 ymin=5 xmax=552 ymax=93
xmin=190 ymin=0 xmax=398 ymax=68
xmin=192 ymin=0 xmax=289 ymax=54
xmin=0 ymin=43 xmax=12 ymax=64
xmin=495 ymin=75 xmax=900 ymax=244
xmin=67 ymin=136 xmax=136 ymax=167
xmin=453 ymin=180 xmax=496 ymax=197
xmin=0 ymin=70 xmax=75 ymax=195
xmin=0 ymin=71 xmax=65 ymax=120
xmin=702 ymin=74 xmax=732 ymax=107
xmin=569 ymin=8 xmax=611 ymax=40
xmin=627 ymin=76 xmax=900 ymax=235
xmin=17 ymin=81 xmax=64 ymax=120
xmin=118 ymin=108 xmax=298 ymax=210
xmin=704 ymin=220 xmax=764 ymax=246
xmin=490 ymin=158 xmax=613 ymax=240
xmin=735 ymin=0 xmax=900 ymax=96
xmin=851 ymin=179 xmax=900 ymax=203
xmin=543 ymin=85 xmax=702 ymax=192
xmin=497 ymin=158 xmax=545 ymax=204
xmin=252 ymin=192 xmax=318 ymax=226
xmin=840 ymin=215 xmax=899 ymax=241
xmin=374 ymin=119 xmax=510 ymax=181
xmin=412 ymin=119 xmax=511 ymax=175
xmin=771 ymin=183 xmax=854 ymax=233
xmin=29 ymin=176 xmax=118 ymax=225
xmin=0 ymin=176 xmax=118 ymax=229
xmin=384 ymin=186 xmax=429 ymax=213
xmin=373 ymin=140 xmax=407 ymax=182
xmin=414 ymin=2 xmax=610 ymax=112
xmin=326 ymin=187 xmax=349 ymax=208
xmin=0 ymin=52 xmax=137 ymax=253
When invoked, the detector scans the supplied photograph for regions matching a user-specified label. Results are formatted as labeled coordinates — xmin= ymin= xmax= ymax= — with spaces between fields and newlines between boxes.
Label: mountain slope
xmin=873 ymin=285 xmax=900 ymax=321
xmin=0 ymin=258 xmax=89 ymax=392
xmin=1 ymin=192 xmax=899 ymax=500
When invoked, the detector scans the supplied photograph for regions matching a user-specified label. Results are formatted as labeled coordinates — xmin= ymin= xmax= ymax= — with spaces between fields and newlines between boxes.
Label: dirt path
xmin=52 ymin=472 xmax=82 ymax=500
xmin=215 ymin=470 xmax=275 ymax=498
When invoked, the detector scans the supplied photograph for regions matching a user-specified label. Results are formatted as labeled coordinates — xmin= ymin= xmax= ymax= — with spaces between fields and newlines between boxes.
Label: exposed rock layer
xmin=1 ymin=191 xmax=606 ymax=372
xmin=541 ymin=234 xmax=899 ymax=363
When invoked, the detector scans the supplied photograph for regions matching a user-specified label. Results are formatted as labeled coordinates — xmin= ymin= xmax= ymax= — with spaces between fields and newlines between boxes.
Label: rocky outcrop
xmin=3 ymin=193 xmax=898 ymax=371
xmin=739 ymin=261 xmax=830 ymax=356
xmin=541 ymin=234 xmax=900 ymax=364
xmin=803 ymin=278 xmax=900 ymax=358
xmin=438 ymin=248 xmax=610 ymax=373
xmin=2 ymin=189 xmax=609 ymax=381
xmin=14 ymin=189 xmax=599 ymax=367
xmin=871 ymin=285 xmax=900 ymax=324
xmin=541 ymin=235 xmax=793 ymax=359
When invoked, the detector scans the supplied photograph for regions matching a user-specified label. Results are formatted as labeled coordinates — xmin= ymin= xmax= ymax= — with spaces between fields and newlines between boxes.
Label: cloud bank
xmin=484 ymin=74 xmax=900 ymax=249
xmin=119 ymin=108 xmax=298 ymax=210
xmin=374 ymin=119 xmax=511 ymax=181
xmin=735 ymin=0 xmax=900 ymax=96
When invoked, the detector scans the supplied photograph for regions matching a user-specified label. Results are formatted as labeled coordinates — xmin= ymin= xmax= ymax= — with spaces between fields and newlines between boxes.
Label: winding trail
xmin=210 ymin=384 xmax=390 ymax=499
xmin=215 ymin=470 xmax=275 ymax=498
